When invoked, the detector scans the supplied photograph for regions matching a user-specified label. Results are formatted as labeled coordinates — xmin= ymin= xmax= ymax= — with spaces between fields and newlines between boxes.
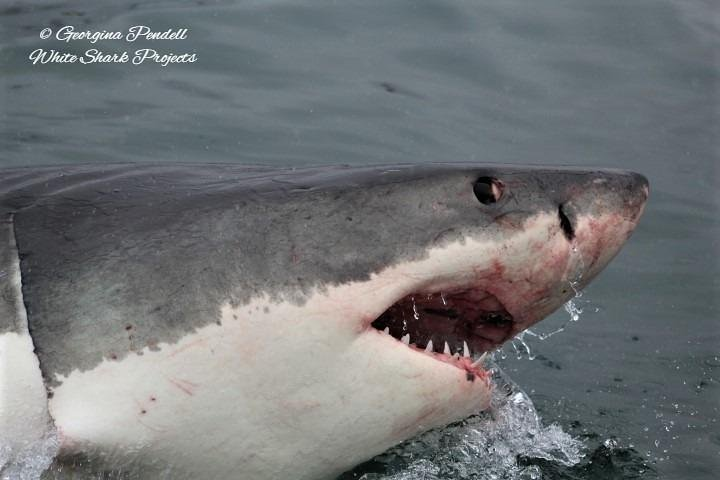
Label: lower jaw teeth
xmin=381 ymin=329 xmax=489 ymax=363
xmin=471 ymin=352 xmax=489 ymax=367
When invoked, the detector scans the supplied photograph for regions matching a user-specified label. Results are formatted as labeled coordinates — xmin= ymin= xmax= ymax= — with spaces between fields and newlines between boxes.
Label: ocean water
xmin=0 ymin=0 xmax=718 ymax=479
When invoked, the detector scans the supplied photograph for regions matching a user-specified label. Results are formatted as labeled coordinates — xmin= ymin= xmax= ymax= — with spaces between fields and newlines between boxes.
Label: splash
xmin=508 ymin=283 xmax=584 ymax=361
xmin=563 ymin=242 xmax=585 ymax=324
xmin=351 ymin=361 xmax=585 ymax=480
xmin=0 ymin=429 xmax=58 ymax=480
xmin=563 ymin=278 xmax=584 ymax=323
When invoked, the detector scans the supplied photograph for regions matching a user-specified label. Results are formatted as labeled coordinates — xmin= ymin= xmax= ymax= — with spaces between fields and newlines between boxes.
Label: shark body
xmin=0 ymin=163 xmax=648 ymax=479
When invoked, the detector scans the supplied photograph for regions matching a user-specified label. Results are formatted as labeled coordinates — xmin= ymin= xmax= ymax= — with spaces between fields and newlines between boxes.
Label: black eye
xmin=473 ymin=177 xmax=503 ymax=205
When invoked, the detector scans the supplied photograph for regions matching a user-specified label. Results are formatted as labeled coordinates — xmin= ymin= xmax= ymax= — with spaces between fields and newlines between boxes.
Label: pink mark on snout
xmin=575 ymin=214 xmax=629 ymax=271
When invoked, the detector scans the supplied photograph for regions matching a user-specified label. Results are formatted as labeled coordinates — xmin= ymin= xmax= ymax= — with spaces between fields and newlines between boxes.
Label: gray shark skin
xmin=0 ymin=163 xmax=648 ymax=480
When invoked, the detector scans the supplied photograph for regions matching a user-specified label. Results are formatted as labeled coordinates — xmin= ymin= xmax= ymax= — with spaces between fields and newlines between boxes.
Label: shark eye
xmin=473 ymin=177 xmax=503 ymax=205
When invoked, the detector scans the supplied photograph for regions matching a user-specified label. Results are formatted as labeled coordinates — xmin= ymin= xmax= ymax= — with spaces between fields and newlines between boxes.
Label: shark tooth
xmin=424 ymin=340 xmax=433 ymax=353
xmin=401 ymin=334 xmax=410 ymax=345
xmin=383 ymin=327 xmax=390 ymax=335
xmin=443 ymin=341 xmax=451 ymax=355
xmin=471 ymin=352 xmax=488 ymax=368
xmin=463 ymin=341 xmax=470 ymax=358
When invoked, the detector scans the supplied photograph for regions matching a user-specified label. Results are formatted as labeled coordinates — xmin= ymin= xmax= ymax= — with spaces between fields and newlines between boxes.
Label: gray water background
xmin=0 ymin=1 xmax=718 ymax=478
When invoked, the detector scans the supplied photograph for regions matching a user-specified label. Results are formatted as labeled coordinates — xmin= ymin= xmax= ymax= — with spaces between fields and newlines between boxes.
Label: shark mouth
xmin=370 ymin=288 xmax=514 ymax=379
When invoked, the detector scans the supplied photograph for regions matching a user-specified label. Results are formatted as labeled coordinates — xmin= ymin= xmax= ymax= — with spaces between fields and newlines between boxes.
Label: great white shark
xmin=0 ymin=163 xmax=648 ymax=479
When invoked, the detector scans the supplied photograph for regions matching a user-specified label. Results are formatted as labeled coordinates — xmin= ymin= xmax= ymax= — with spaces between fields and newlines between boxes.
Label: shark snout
xmin=561 ymin=170 xmax=649 ymax=286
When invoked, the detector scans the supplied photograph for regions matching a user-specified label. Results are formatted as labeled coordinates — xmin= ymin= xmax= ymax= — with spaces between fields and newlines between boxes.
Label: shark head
xmin=9 ymin=163 xmax=647 ymax=480
xmin=365 ymin=166 xmax=650 ymax=358
xmin=206 ymin=164 xmax=649 ymax=479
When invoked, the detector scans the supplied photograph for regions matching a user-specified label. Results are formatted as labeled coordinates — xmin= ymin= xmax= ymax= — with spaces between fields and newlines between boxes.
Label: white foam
xmin=355 ymin=361 xmax=585 ymax=480
xmin=0 ymin=428 xmax=58 ymax=480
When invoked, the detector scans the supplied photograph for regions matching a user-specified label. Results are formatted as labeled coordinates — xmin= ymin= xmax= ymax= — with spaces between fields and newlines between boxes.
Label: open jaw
xmin=370 ymin=287 xmax=514 ymax=381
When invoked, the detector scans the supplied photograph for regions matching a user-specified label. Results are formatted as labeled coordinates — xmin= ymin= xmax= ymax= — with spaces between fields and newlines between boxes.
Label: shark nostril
xmin=558 ymin=204 xmax=575 ymax=241
xmin=473 ymin=177 xmax=503 ymax=205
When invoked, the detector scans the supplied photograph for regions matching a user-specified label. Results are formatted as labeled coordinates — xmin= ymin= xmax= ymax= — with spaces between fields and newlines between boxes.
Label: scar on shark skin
xmin=166 ymin=377 xmax=198 ymax=396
